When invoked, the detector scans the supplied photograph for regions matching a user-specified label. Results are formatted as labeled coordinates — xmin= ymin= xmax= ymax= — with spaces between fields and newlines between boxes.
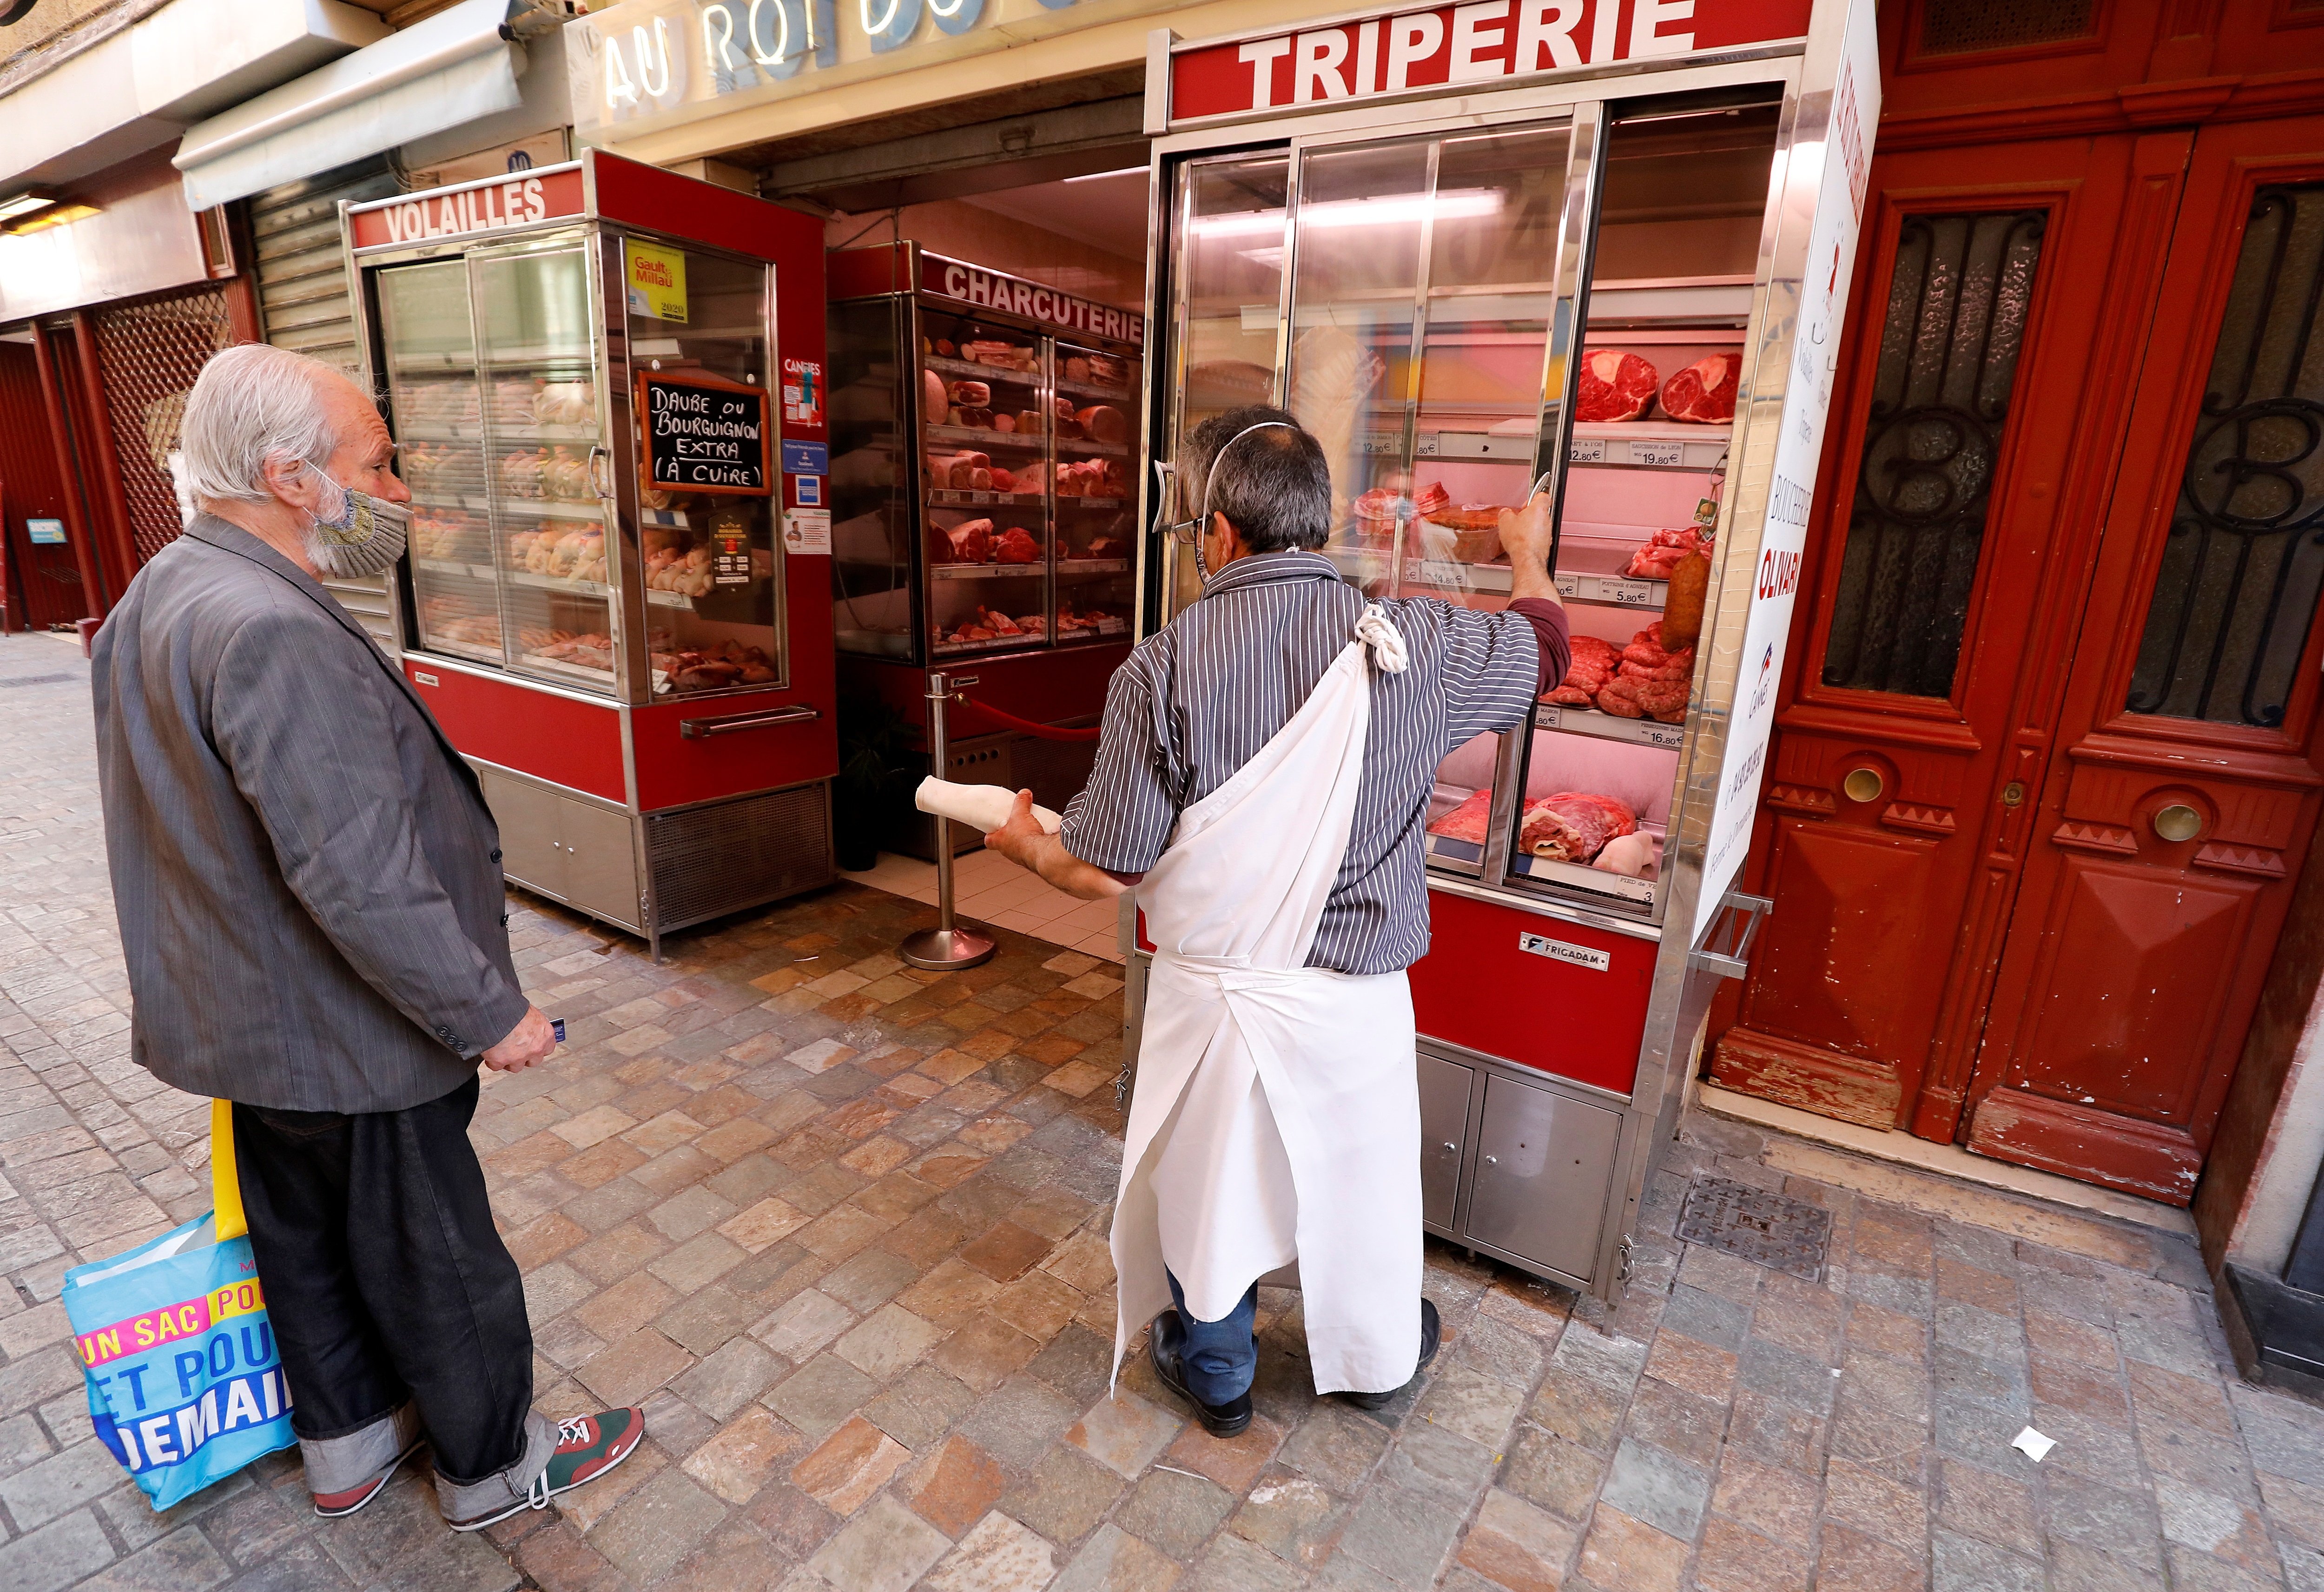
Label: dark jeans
xmin=1168 ymin=1270 xmax=1259 ymax=1405
xmin=233 ymin=1075 xmax=533 ymax=1485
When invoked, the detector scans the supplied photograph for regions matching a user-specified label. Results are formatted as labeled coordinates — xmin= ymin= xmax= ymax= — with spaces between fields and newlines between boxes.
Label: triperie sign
xmin=1167 ymin=0 xmax=1813 ymax=123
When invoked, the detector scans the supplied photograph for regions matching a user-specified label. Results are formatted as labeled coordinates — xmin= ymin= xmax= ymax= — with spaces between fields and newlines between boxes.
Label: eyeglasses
xmin=1151 ymin=459 xmax=1202 ymax=547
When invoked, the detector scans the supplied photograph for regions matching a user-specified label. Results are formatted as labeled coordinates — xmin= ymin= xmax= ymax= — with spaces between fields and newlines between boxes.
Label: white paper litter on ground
xmin=2011 ymin=1426 xmax=2056 ymax=1462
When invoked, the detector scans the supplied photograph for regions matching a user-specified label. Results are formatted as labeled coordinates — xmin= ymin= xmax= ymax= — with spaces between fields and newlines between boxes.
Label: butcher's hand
xmin=1501 ymin=490 xmax=1560 ymax=603
xmin=984 ymin=789 xmax=1048 ymax=872
xmin=985 ymin=790 xmax=1140 ymax=901
xmin=482 ymin=1005 xmax=558 ymax=1072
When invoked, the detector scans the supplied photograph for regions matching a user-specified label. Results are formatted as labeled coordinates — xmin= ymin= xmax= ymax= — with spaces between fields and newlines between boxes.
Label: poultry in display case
xmin=827 ymin=248 xmax=1141 ymax=666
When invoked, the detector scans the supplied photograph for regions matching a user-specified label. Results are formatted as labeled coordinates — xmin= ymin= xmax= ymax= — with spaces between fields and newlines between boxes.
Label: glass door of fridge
xmin=1505 ymin=99 xmax=1782 ymax=917
xmin=381 ymin=259 xmax=503 ymax=667
xmin=467 ymin=238 xmax=617 ymax=693
xmin=1155 ymin=151 xmax=1291 ymax=620
xmin=617 ymin=239 xmax=784 ymax=696
xmin=1052 ymin=338 xmax=1137 ymax=645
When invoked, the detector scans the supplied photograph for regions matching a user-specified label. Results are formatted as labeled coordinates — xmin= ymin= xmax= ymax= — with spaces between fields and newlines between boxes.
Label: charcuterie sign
xmin=1169 ymin=0 xmax=1814 ymax=125
xmin=637 ymin=371 xmax=772 ymax=496
xmin=917 ymin=253 xmax=1146 ymax=347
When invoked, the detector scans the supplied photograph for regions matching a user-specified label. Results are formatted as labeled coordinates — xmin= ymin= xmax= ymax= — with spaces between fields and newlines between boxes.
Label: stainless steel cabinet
xmin=477 ymin=765 xmax=642 ymax=932
xmin=1465 ymin=1074 xmax=1623 ymax=1283
xmin=1419 ymin=1052 xmax=1475 ymax=1234
xmin=1419 ymin=1041 xmax=1626 ymax=1289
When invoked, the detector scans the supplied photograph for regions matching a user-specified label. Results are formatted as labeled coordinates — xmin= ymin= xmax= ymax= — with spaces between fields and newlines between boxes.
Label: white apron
xmin=1111 ymin=606 xmax=1421 ymax=1395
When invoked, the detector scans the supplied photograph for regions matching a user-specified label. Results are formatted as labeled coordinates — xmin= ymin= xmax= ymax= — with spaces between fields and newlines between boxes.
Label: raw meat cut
xmin=1576 ymin=350 xmax=1659 ymax=423
xmin=1660 ymin=353 xmax=1743 ymax=424
xmin=949 ymin=380 xmax=991 ymax=406
xmin=1519 ymin=793 xmax=1638 ymax=862
xmin=931 ymin=518 xmax=994 ymax=564
xmin=1542 ymin=634 xmax=1621 ymax=705
xmin=923 ymin=370 xmax=948 ymax=417
xmin=994 ymin=527 xmax=1040 ymax=563
xmin=1427 ymin=790 xmax=1495 ymax=843
xmin=1076 ymin=405 xmax=1127 ymax=444
xmin=1623 ymin=526 xmax=1710 ymax=580
xmin=1423 ymin=505 xmax=1505 ymax=563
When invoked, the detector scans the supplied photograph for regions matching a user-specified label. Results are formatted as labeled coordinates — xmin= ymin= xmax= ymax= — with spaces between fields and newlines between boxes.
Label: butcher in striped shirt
xmin=984 ymin=406 xmax=1568 ymax=1427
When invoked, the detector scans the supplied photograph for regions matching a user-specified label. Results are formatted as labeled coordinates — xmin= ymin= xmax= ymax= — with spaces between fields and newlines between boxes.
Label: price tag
xmin=1568 ymin=436 xmax=1606 ymax=464
xmin=1414 ymin=434 xmax=1440 ymax=456
xmin=1630 ymin=439 xmax=1686 ymax=468
xmin=970 ymin=491 xmax=991 ymax=503
xmin=1361 ymin=433 xmax=1400 ymax=455
xmin=1536 ymin=705 xmax=1563 ymax=729
xmin=1553 ymin=573 xmax=1579 ymax=600
xmin=1607 ymin=579 xmax=1657 ymax=607
xmin=1643 ymin=721 xmax=1685 ymax=748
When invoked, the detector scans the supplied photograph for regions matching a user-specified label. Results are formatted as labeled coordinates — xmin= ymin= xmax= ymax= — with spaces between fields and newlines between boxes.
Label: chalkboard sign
xmin=636 ymin=370 xmax=771 ymax=496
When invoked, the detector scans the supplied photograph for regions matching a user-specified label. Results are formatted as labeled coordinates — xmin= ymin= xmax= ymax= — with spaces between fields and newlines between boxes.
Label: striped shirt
xmin=1061 ymin=550 xmax=1559 ymax=974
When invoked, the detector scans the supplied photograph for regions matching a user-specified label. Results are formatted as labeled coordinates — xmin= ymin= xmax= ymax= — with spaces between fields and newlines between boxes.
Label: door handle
xmin=680 ymin=705 xmax=821 ymax=739
xmin=587 ymin=445 xmax=614 ymax=499
xmin=1440 ymin=1142 xmax=1459 ymax=1153
xmin=2001 ymin=782 xmax=2026 ymax=808
xmin=1483 ymin=1155 xmax=1499 ymax=1166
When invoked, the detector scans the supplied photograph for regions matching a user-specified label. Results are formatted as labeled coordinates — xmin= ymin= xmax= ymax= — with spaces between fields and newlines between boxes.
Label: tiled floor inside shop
xmin=840 ymin=850 xmax=1127 ymax=965
xmin=13 ymin=630 xmax=2324 ymax=1591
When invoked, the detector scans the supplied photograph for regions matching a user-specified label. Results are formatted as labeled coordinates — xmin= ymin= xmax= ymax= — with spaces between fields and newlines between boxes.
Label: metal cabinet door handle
xmin=680 ymin=705 xmax=821 ymax=740
xmin=1483 ymin=1155 xmax=1499 ymax=1166
xmin=1441 ymin=1142 xmax=1459 ymax=1152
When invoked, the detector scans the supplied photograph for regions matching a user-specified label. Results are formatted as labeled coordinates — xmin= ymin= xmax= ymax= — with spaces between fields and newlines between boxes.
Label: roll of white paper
xmin=914 ymin=777 xmax=1063 ymax=836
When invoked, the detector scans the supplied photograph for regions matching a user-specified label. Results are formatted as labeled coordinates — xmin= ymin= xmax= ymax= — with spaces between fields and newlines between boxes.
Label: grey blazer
xmin=92 ymin=515 xmax=530 ymax=1113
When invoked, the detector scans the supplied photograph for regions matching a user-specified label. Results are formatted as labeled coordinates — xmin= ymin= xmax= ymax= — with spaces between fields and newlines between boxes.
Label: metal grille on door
xmin=91 ymin=286 xmax=234 ymax=563
xmin=1912 ymin=0 xmax=2098 ymax=57
xmin=2126 ymin=182 xmax=2324 ymax=728
xmin=1822 ymin=211 xmax=2048 ymax=697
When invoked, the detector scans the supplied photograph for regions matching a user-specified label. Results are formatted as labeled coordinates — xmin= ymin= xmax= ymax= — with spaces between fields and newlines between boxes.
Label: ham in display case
xmin=1129 ymin=0 xmax=1881 ymax=1299
xmin=346 ymin=152 xmax=839 ymax=955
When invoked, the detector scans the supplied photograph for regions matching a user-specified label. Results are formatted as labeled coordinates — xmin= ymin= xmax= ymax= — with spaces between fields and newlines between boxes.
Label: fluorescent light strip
xmin=1191 ymin=190 xmax=1504 ymax=238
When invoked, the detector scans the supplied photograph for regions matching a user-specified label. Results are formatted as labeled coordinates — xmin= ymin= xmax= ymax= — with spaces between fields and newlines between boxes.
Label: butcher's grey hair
xmin=180 ymin=344 xmax=343 ymax=505
xmin=1180 ymin=405 xmax=1333 ymax=554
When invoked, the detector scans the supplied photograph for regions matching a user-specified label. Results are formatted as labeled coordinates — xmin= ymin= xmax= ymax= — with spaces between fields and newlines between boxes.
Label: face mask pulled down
xmin=301 ymin=469 xmax=408 ymax=580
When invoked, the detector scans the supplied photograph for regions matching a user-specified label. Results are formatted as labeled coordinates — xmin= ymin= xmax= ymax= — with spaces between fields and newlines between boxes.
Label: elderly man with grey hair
xmin=92 ymin=344 xmax=643 ymax=1531
xmin=985 ymin=404 xmax=1570 ymax=1435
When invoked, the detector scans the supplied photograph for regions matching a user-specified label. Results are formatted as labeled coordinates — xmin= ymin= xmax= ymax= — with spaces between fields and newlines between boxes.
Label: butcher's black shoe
xmin=1342 ymin=1298 xmax=1442 ymax=1411
xmin=1147 ymin=1309 xmax=1254 ymax=1438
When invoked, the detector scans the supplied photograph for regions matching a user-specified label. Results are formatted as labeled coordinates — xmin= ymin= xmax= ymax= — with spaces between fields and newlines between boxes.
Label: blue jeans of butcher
xmin=1167 ymin=1270 xmax=1259 ymax=1405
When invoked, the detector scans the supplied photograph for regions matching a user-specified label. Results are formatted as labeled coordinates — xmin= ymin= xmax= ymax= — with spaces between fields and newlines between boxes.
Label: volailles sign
xmin=347 ymin=166 xmax=588 ymax=251
xmin=1167 ymin=0 xmax=1813 ymax=124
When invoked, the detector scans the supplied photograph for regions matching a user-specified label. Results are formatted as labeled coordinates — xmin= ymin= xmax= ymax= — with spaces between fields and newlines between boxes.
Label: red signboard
xmin=1169 ymin=0 xmax=1815 ymax=124
xmin=348 ymin=165 xmax=588 ymax=251
xmin=916 ymin=252 xmax=1146 ymax=348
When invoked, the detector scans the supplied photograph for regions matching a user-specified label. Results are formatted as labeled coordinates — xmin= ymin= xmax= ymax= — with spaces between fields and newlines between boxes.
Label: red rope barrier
xmin=951 ymin=696 xmax=1103 ymax=741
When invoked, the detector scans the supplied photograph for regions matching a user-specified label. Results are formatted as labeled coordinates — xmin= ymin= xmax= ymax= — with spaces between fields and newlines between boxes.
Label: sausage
xmin=1660 ymin=551 xmax=1711 ymax=650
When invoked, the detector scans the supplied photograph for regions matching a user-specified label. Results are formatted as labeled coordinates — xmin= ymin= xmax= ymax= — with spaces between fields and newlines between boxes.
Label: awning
xmin=174 ymin=0 xmax=524 ymax=212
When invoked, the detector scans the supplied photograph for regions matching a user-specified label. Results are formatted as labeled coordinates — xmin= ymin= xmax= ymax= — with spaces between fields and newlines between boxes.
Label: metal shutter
xmin=250 ymin=160 xmax=404 ymax=646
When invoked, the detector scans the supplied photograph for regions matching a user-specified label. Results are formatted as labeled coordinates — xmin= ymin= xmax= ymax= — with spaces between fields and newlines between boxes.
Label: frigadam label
xmin=1169 ymin=0 xmax=1815 ymax=123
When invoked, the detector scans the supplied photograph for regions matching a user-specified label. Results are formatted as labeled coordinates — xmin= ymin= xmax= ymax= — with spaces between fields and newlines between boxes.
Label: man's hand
xmin=482 ymin=1006 xmax=557 ymax=1072
xmin=983 ymin=789 xmax=1140 ymax=900
xmin=1500 ymin=490 xmax=1560 ymax=603
xmin=983 ymin=790 xmax=1047 ymax=870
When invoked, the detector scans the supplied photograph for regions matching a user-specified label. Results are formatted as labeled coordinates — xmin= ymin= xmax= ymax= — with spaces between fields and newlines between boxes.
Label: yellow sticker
xmin=627 ymin=241 xmax=688 ymax=323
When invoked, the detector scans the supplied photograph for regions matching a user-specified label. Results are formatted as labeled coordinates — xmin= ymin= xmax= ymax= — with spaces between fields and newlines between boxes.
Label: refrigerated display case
xmin=346 ymin=152 xmax=838 ymax=954
xmin=1126 ymin=0 xmax=1880 ymax=1299
xmin=826 ymin=245 xmax=1144 ymax=852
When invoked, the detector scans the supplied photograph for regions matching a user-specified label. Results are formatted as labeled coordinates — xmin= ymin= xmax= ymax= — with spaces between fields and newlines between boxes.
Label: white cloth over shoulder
xmin=1111 ymin=604 xmax=1421 ymax=1395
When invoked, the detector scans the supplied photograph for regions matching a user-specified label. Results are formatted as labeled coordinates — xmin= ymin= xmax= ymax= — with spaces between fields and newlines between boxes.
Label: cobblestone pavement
xmin=13 ymin=627 xmax=2324 ymax=1592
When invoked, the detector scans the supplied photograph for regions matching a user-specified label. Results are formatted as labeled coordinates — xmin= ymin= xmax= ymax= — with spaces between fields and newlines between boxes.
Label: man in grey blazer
xmin=92 ymin=345 xmax=644 ymax=1531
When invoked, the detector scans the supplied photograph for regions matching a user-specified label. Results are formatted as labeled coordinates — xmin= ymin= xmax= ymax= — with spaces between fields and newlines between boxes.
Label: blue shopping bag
xmin=61 ymin=1101 xmax=296 ymax=1511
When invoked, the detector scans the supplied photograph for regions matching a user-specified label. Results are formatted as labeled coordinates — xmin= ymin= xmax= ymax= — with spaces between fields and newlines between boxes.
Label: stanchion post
xmin=900 ymin=670 xmax=997 ymax=971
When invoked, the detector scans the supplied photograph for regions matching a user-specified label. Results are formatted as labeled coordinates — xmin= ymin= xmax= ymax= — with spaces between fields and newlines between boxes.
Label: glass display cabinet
xmin=1129 ymin=0 xmax=1881 ymax=1299
xmin=827 ymin=244 xmax=1142 ymax=664
xmin=826 ymin=244 xmax=1145 ymax=855
xmin=346 ymin=151 xmax=839 ymax=954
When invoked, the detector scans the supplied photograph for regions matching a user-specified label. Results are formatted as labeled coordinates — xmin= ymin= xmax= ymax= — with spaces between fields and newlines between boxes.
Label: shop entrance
xmin=1714 ymin=113 xmax=2324 ymax=1205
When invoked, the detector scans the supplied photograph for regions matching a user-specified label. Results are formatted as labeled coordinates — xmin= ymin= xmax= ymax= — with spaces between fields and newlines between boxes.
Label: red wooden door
xmin=1962 ymin=115 xmax=2324 ymax=1203
xmin=1711 ymin=131 xmax=2192 ymax=1134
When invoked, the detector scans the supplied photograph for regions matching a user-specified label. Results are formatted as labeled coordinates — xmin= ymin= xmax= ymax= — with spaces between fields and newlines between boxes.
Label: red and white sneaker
xmin=446 ymin=1407 xmax=646 ymax=1533
xmin=311 ymin=1435 xmax=423 ymax=1519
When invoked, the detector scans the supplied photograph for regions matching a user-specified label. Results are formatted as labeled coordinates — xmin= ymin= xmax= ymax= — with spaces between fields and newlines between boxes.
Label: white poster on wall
xmin=1691 ymin=0 xmax=1880 ymax=945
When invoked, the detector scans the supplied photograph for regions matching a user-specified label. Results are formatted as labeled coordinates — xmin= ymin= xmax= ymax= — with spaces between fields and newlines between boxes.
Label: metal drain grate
xmin=1675 ymin=1176 xmax=1834 ymax=1282
xmin=0 ymin=674 xmax=74 ymax=689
